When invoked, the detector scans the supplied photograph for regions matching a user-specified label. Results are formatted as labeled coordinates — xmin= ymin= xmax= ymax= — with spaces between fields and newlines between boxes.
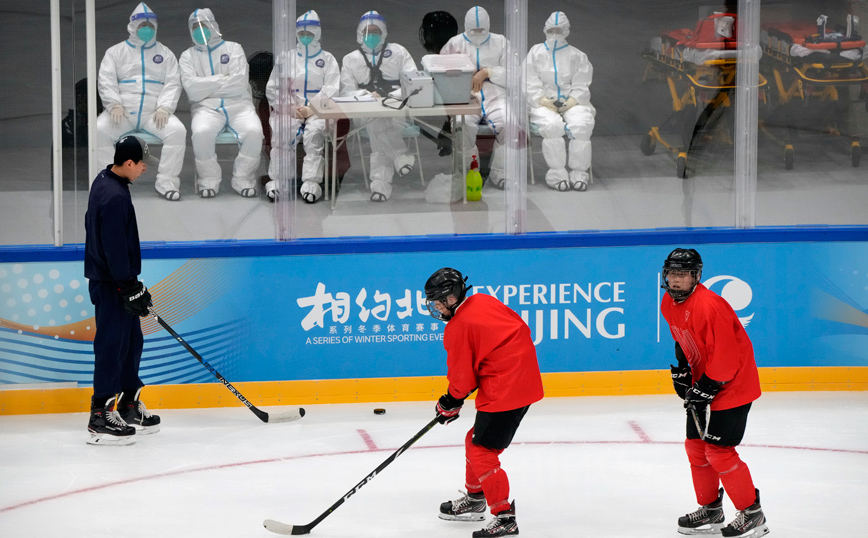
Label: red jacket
xmin=661 ymin=283 xmax=761 ymax=410
xmin=443 ymin=293 xmax=544 ymax=412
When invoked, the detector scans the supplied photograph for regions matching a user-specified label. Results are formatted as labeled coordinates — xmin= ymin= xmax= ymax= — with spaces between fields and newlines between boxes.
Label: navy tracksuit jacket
xmin=84 ymin=166 xmax=144 ymax=400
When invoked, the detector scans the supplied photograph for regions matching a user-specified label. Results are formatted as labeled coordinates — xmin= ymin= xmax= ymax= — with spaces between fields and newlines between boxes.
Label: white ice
xmin=1 ymin=392 xmax=866 ymax=538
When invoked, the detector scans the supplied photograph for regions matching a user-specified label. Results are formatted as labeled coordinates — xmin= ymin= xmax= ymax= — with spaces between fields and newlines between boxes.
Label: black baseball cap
xmin=114 ymin=135 xmax=159 ymax=166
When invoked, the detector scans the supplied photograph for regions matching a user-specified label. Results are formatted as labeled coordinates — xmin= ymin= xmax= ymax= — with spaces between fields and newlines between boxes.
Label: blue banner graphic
xmin=2 ymin=243 xmax=867 ymax=386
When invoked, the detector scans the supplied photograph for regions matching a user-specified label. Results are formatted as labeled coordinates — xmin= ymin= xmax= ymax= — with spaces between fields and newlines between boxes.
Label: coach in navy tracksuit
xmin=84 ymin=135 xmax=161 ymax=446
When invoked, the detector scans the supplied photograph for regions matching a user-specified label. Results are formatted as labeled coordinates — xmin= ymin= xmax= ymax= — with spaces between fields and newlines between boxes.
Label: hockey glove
xmin=119 ymin=281 xmax=152 ymax=317
xmin=683 ymin=374 xmax=722 ymax=410
xmin=435 ymin=392 xmax=466 ymax=425
xmin=670 ymin=342 xmax=692 ymax=399
xmin=671 ymin=365 xmax=692 ymax=399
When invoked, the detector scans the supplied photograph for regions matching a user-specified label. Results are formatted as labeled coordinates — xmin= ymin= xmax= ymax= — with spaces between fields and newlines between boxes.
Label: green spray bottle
xmin=466 ymin=155 xmax=482 ymax=201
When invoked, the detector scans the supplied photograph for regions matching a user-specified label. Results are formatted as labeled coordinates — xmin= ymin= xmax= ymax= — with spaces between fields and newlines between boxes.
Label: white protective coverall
xmin=180 ymin=8 xmax=263 ymax=198
xmin=97 ymin=2 xmax=186 ymax=200
xmin=265 ymin=10 xmax=340 ymax=203
xmin=440 ymin=6 xmax=510 ymax=188
xmin=526 ymin=12 xmax=595 ymax=190
xmin=340 ymin=11 xmax=417 ymax=201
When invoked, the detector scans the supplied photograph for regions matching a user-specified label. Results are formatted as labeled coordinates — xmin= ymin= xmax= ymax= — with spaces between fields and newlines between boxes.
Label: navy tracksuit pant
xmin=89 ymin=280 xmax=144 ymax=399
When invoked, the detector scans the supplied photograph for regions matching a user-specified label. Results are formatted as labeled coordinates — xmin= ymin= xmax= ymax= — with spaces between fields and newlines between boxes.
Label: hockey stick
xmin=688 ymin=405 xmax=705 ymax=440
xmin=149 ymin=309 xmax=304 ymax=424
xmin=264 ymin=417 xmax=440 ymax=535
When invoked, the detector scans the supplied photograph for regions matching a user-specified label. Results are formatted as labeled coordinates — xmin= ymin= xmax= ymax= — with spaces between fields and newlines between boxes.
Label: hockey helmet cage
xmin=425 ymin=267 xmax=470 ymax=320
xmin=661 ymin=248 xmax=703 ymax=302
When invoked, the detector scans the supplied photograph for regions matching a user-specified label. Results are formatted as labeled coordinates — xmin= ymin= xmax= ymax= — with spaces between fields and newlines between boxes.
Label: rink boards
xmin=2 ymin=229 xmax=867 ymax=413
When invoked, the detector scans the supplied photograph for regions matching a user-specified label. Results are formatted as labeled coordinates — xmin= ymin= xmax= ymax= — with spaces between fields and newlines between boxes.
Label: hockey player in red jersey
xmin=660 ymin=249 xmax=770 ymax=538
xmin=425 ymin=268 xmax=544 ymax=538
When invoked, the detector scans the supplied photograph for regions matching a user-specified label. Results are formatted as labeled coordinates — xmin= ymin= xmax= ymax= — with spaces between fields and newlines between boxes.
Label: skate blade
xmin=439 ymin=513 xmax=487 ymax=522
xmin=133 ymin=424 xmax=160 ymax=435
xmin=738 ymin=524 xmax=770 ymax=538
xmin=677 ymin=523 xmax=725 ymax=535
xmin=86 ymin=433 xmax=136 ymax=446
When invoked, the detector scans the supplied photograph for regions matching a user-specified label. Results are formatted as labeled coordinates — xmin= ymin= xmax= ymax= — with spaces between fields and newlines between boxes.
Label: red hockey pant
xmin=685 ymin=438 xmax=757 ymax=509
xmin=464 ymin=429 xmax=510 ymax=515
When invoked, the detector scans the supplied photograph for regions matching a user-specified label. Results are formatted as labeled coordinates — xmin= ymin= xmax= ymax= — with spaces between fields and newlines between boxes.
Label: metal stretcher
xmin=760 ymin=15 xmax=867 ymax=169
xmin=639 ymin=13 xmax=766 ymax=178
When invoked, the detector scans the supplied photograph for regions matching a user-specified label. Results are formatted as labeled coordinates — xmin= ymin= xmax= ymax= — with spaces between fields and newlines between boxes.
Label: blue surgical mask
xmin=193 ymin=26 xmax=211 ymax=45
xmin=363 ymin=34 xmax=381 ymax=50
xmin=299 ymin=34 xmax=314 ymax=46
xmin=136 ymin=26 xmax=155 ymax=43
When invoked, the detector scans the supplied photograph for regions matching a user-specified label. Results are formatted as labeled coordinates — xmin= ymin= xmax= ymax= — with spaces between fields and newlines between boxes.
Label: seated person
xmin=340 ymin=11 xmax=417 ymax=202
xmin=440 ymin=6 xmax=510 ymax=189
xmin=526 ymin=11 xmax=595 ymax=191
xmin=265 ymin=10 xmax=340 ymax=203
xmin=180 ymin=8 xmax=263 ymax=198
xmin=96 ymin=2 xmax=186 ymax=201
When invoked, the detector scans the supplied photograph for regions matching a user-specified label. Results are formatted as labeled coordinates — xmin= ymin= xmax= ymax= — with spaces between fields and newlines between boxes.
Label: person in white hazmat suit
xmin=440 ymin=6 xmax=511 ymax=189
xmin=341 ymin=11 xmax=417 ymax=202
xmin=97 ymin=2 xmax=186 ymax=201
xmin=264 ymin=10 xmax=340 ymax=203
xmin=180 ymin=8 xmax=263 ymax=198
xmin=526 ymin=11 xmax=595 ymax=191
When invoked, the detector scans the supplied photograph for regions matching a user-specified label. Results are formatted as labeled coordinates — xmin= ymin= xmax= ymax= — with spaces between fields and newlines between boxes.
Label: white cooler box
xmin=421 ymin=54 xmax=476 ymax=105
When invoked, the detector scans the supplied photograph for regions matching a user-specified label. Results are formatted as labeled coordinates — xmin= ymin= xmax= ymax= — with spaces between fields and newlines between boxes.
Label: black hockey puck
xmin=373 ymin=408 xmax=386 ymax=415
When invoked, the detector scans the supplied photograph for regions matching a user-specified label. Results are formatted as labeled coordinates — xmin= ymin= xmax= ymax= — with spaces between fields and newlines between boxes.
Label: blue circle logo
xmin=221 ymin=54 xmax=230 ymax=64
xmin=383 ymin=49 xmax=392 ymax=59
xmin=153 ymin=54 xmax=164 ymax=64
xmin=315 ymin=59 xmax=325 ymax=68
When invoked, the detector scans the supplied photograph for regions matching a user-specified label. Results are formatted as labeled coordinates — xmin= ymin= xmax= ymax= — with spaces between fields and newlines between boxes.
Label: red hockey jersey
xmin=661 ymin=283 xmax=761 ymax=410
xmin=443 ymin=293 xmax=545 ymax=413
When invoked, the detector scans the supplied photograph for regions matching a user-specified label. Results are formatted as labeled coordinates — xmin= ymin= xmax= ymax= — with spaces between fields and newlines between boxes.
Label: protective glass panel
xmin=756 ymin=0 xmax=868 ymax=225
xmin=525 ymin=2 xmax=745 ymax=232
xmin=69 ymin=1 xmax=276 ymax=243
xmin=0 ymin=2 xmax=58 ymax=245
xmin=276 ymin=1 xmax=508 ymax=238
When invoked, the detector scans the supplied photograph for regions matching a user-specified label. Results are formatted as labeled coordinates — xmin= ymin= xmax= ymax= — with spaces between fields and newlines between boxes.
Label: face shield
xmin=136 ymin=21 xmax=156 ymax=43
xmin=362 ymin=24 xmax=383 ymax=51
xmin=190 ymin=10 xmax=220 ymax=47
xmin=191 ymin=22 xmax=211 ymax=45
xmin=297 ymin=30 xmax=315 ymax=47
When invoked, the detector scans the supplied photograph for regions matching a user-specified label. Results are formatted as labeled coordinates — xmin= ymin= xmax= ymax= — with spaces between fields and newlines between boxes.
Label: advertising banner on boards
xmin=1 ymin=242 xmax=867 ymax=386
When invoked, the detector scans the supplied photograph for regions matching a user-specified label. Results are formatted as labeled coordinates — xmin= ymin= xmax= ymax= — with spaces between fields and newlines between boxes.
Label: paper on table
xmin=332 ymin=95 xmax=376 ymax=103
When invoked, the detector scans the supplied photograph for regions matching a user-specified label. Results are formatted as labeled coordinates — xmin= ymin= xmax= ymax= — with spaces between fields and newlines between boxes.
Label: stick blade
xmin=266 ymin=407 xmax=306 ymax=423
xmin=264 ymin=519 xmax=309 ymax=535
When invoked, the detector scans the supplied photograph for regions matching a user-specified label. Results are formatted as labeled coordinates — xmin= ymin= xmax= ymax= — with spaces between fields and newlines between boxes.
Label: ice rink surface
xmin=1 ymin=392 xmax=866 ymax=538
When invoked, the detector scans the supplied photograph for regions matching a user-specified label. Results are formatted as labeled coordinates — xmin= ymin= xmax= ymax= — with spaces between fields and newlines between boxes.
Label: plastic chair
xmin=192 ymin=128 xmax=242 ymax=192
xmin=526 ymin=117 xmax=593 ymax=186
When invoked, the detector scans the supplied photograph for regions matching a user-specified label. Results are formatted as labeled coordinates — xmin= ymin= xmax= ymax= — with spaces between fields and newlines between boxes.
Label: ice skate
xmin=119 ymin=388 xmax=161 ymax=434
xmin=678 ymin=487 xmax=725 ymax=535
xmin=472 ymin=501 xmax=518 ymax=537
xmin=87 ymin=395 xmax=136 ymax=446
xmin=721 ymin=489 xmax=769 ymax=538
xmin=439 ymin=490 xmax=487 ymax=521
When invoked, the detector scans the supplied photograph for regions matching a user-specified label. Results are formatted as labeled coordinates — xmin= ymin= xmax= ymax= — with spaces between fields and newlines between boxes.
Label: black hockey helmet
xmin=661 ymin=248 xmax=703 ymax=302
xmin=425 ymin=267 xmax=470 ymax=321
xmin=419 ymin=11 xmax=458 ymax=54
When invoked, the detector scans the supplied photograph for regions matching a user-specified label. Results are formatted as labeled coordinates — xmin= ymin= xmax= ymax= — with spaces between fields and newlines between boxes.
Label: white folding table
xmin=309 ymin=97 xmax=482 ymax=209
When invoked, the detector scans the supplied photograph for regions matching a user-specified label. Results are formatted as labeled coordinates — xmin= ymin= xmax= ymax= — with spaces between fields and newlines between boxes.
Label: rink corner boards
xmin=1 ymin=367 xmax=866 ymax=416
